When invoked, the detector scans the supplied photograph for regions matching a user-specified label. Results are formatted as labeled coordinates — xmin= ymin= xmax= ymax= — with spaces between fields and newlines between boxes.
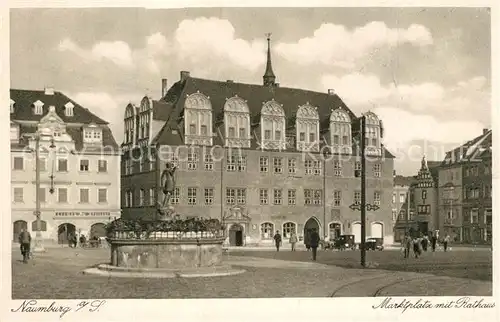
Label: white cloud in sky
xmin=59 ymin=39 xmax=134 ymax=68
xmin=275 ymin=21 xmax=433 ymax=68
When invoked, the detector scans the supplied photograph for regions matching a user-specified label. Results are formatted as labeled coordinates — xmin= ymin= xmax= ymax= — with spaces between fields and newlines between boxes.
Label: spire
xmin=421 ymin=155 xmax=428 ymax=170
xmin=263 ymin=33 xmax=276 ymax=87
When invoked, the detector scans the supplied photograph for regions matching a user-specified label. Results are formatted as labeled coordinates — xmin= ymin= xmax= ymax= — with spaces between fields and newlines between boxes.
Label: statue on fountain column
xmin=157 ymin=162 xmax=177 ymax=219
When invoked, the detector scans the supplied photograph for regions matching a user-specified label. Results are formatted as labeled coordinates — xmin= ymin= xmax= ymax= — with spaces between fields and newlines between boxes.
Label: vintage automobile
xmin=329 ymin=235 xmax=356 ymax=250
xmin=365 ymin=237 xmax=384 ymax=251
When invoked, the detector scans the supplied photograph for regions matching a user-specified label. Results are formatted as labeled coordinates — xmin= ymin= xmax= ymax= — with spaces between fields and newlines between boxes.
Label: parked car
xmin=365 ymin=237 xmax=384 ymax=251
xmin=333 ymin=234 xmax=356 ymax=250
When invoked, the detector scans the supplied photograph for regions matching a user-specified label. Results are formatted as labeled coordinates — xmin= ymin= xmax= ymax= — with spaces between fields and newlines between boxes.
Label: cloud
xmin=275 ymin=21 xmax=433 ymax=69
xmin=58 ymin=39 xmax=134 ymax=68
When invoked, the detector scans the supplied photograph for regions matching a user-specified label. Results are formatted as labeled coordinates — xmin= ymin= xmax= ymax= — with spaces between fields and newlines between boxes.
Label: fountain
xmin=84 ymin=162 xmax=245 ymax=278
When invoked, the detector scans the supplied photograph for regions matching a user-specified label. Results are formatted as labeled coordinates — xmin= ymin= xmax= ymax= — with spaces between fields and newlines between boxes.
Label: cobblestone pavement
xmin=11 ymin=246 xmax=491 ymax=299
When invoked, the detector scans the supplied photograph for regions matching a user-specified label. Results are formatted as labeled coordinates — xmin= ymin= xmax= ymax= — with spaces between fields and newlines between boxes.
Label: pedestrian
xmin=304 ymin=231 xmax=311 ymax=251
xmin=18 ymin=229 xmax=31 ymax=263
xmin=403 ymin=234 xmax=412 ymax=258
xmin=431 ymin=233 xmax=437 ymax=252
xmin=310 ymin=228 xmax=320 ymax=261
xmin=443 ymin=235 xmax=450 ymax=252
xmin=422 ymin=235 xmax=429 ymax=252
xmin=289 ymin=232 xmax=298 ymax=251
xmin=413 ymin=236 xmax=421 ymax=258
xmin=273 ymin=230 xmax=282 ymax=252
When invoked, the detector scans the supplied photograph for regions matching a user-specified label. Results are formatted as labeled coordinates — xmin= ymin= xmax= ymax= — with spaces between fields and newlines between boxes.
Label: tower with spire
xmin=263 ymin=33 xmax=276 ymax=87
xmin=417 ymin=155 xmax=434 ymax=188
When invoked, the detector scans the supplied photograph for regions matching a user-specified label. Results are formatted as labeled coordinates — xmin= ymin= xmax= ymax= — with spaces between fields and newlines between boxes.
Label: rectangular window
xmin=309 ymin=133 xmax=315 ymax=143
xmin=204 ymin=188 xmax=214 ymax=205
xmin=171 ymin=188 xmax=180 ymax=205
xmin=313 ymin=161 xmax=322 ymax=175
xmin=259 ymin=189 xmax=269 ymax=205
xmin=13 ymin=157 xmax=23 ymax=170
xmin=204 ymin=154 xmax=213 ymax=171
xmin=333 ymin=160 xmax=342 ymax=176
xmin=260 ymin=156 xmax=269 ymax=172
xmin=399 ymin=210 xmax=406 ymax=220
xmin=237 ymin=155 xmax=246 ymax=172
xmin=200 ymin=125 xmax=208 ymax=136
xmin=471 ymin=209 xmax=479 ymax=224
xmin=37 ymin=157 xmax=47 ymax=172
xmin=236 ymin=188 xmax=246 ymax=204
xmin=273 ymin=157 xmax=283 ymax=173
xmin=58 ymin=188 xmax=68 ymax=203
xmin=288 ymin=189 xmax=296 ymax=205
xmin=228 ymin=127 xmax=235 ymax=137
xmin=399 ymin=193 xmax=406 ymax=203
xmin=313 ymin=189 xmax=322 ymax=205
xmin=226 ymin=154 xmax=236 ymax=172
xmin=80 ymin=159 xmax=89 ymax=172
xmin=392 ymin=209 xmax=397 ymax=221
xmin=392 ymin=193 xmax=396 ymax=203
xmin=264 ymin=130 xmax=271 ymax=140
xmin=422 ymin=190 xmax=427 ymax=199
xmin=333 ymin=190 xmax=341 ymax=207
xmin=354 ymin=161 xmax=361 ymax=177
xmin=80 ymin=188 xmax=89 ymax=203
xmin=304 ymin=189 xmax=313 ymax=205
xmin=239 ymin=127 xmax=246 ymax=138
xmin=342 ymin=135 xmax=349 ymax=145
xmin=354 ymin=191 xmax=361 ymax=205
xmin=226 ymin=188 xmax=235 ymax=205
xmin=97 ymin=188 xmax=107 ymax=203
xmin=273 ymin=189 xmax=283 ymax=205
xmin=373 ymin=163 xmax=381 ymax=177
xmin=188 ymin=187 xmax=197 ymax=205
xmin=139 ymin=189 xmax=144 ymax=206
xmin=333 ymin=135 xmax=339 ymax=145
xmin=288 ymin=158 xmax=296 ymax=174
xmin=305 ymin=160 xmax=313 ymax=174
xmin=98 ymin=160 xmax=107 ymax=172
xmin=299 ymin=132 xmax=305 ymax=141
xmin=124 ymin=159 xmax=131 ymax=175
xmin=187 ymin=153 xmax=198 ymax=170
xmin=14 ymin=187 xmax=23 ymax=203
xmin=149 ymin=188 xmax=155 ymax=205
xmin=374 ymin=191 xmax=381 ymax=206
xmin=275 ymin=130 xmax=281 ymax=140
xmin=189 ymin=124 xmax=196 ymax=134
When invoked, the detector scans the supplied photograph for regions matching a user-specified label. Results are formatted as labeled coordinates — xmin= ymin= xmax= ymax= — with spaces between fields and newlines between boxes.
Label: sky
xmin=10 ymin=7 xmax=491 ymax=175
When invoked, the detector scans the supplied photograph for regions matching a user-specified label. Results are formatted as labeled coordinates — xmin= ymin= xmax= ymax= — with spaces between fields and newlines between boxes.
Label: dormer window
xmin=223 ymin=96 xmax=251 ymax=148
xmin=330 ymin=108 xmax=352 ymax=155
xmin=64 ymin=102 xmax=74 ymax=117
xmin=33 ymin=100 xmax=44 ymax=115
xmin=364 ymin=112 xmax=382 ymax=156
xmin=261 ymin=99 xmax=286 ymax=150
xmin=296 ymin=103 xmax=319 ymax=152
xmin=10 ymin=99 xmax=15 ymax=114
xmin=83 ymin=125 xmax=103 ymax=145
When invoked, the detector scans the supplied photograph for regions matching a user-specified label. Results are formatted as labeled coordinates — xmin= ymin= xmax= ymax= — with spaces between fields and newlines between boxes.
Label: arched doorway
xmin=329 ymin=222 xmax=342 ymax=240
xmin=13 ymin=220 xmax=27 ymax=242
xmin=371 ymin=222 xmax=383 ymax=239
xmin=304 ymin=217 xmax=320 ymax=245
xmin=58 ymin=223 xmax=76 ymax=244
xmin=352 ymin=222 xmax=361 ymax=244
xmin=229 ymin=224 xmax=244 ymax=246
xmin=90 ymin=223 xmax=106 ymax=238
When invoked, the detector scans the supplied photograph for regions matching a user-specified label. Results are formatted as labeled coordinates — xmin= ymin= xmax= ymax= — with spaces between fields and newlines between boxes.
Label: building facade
xmin=10 ymin=88 xmax=120 ymax=243
xmin=121 ymin=37 xmax=395 ymax=246
xmin=392 ymin=174 xmax=415 ymax=242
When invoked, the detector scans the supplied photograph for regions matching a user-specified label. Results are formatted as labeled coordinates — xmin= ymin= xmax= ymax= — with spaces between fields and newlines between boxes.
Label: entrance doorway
xmin=58 ymin=223 xmax=76 ymax=244
xmin=417 ymin=221 xmax=429 ymax=236
xmin=229 ymin=224 xmax=244 ymax=246
xmin=13 ymin=220 xmax=28 ymax=242
xmin=352 ymin=222 xmax=361 ymax=244
xmin=329 ymin=223 xmax=342 ymax=239
xmin=90 ymin=223 xmax=106 ymax=238
xmin=304 ymin=217 xmax=320 ymax=245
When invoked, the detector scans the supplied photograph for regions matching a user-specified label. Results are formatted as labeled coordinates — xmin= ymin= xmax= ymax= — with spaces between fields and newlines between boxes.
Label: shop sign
xmin=55 ymin=211 xmax=111 ymax=217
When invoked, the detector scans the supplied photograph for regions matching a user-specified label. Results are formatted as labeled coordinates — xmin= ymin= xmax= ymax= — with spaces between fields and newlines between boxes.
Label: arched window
xmin=282 ymin=222 xmax=296 ymax=238
xmin=124 ymin=103 xmax=136 ymax=144
xmin=184 ymin=91 xmax=213 ymax=146
xmin=31 ymin=220 xmax=47 ymax=232
xmin=329 ymin=222 xmax=342 ymax=239
xmin=261 ymin=99 xmax=286 ymax=150
xmin=296 ymin=103 xmax=319 ymax=152
xmin=364 ymin=112 xmax=382 ymax=156
xmin=260 ymin=222 xmax=274 ymax=239
xmin=224 ymin=96 xmax=251 ymax=148
xmin=330 ymin=108 xmax=352 ymax=154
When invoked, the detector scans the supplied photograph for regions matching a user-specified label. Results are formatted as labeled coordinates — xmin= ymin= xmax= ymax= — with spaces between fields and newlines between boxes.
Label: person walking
xmin=289 ymin=232 xmax=298 ymax=251
xmin=412 ymin=236 xmax=421 ymax=258
xmin=431 ymin=233 xmax=437 ymax=252
xmin=443 ymin=235 xmax=450 ymax=252
xmin=273 ymin=230 xmax=282 ymax=252
xmin=422 ymin=234 xmax=429 ymax=252
xmin=18 ymin=229 xmax=32 ymax=263
xmin=403 ymin=234 xmax=412 ymax=258
xmin=304 ymin=230 xmax=311 ymax=251
xmin=310 ymin=228 xmax=320 ymax=261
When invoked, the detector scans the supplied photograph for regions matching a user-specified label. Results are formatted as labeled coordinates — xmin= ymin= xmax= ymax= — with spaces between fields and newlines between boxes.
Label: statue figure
xmin=160 ymin=162 xmax=177 ymax=209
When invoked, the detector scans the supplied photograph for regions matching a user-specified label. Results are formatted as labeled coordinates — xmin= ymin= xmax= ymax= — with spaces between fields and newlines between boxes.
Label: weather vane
xmin=265 ymin=32 xmax=272 ymax=40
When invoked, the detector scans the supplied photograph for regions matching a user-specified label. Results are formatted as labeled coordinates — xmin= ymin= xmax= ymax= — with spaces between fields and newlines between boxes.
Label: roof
xmin=11 ymin=89 xmax=118 ymax=151
xmin=152 ymin=76 xmax=395 ymax=158
xmin=442 ymin=130 xmax=492 ymax=166
xmin=394 ymin=175 xmax=417 ymax=187
xmin=10 ymin=89 xmax=108 ymax=124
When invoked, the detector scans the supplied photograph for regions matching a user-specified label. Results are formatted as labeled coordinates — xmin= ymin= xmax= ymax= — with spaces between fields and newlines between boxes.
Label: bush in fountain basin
xmin=105 ymin=217 xmax=225 ymax=239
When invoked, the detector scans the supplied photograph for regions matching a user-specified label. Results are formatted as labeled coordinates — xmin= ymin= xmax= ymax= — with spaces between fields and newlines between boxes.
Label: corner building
xmin=121 ymin=38 xmax=395 ymax=246
xmin=10 ymin=88 xmax=121 ymax=243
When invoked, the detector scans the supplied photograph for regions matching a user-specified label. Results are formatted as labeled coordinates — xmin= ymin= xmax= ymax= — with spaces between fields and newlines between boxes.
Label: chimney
xmin=180 ymin=71 xmax=190 ymax=82
xmin=328 ymin=89 xmax=335 ymax=95
xmin=161 ymin=78 xmax=168 ymax=97
xmin=483 ymin=128 xmax=489 ymax=135
xmin=44 ymin=87 xmax=54 ymax=95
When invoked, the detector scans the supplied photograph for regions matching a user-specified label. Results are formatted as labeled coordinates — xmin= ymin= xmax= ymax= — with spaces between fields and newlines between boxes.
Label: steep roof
xmin=394 ymin=175 xmax=417 ymax=187
xmin=10 ymin=89 xmax=108 ymax=124
xmin=442 ymin=130 xmax=492 ymax=166
xmin=152 ymin=76 xmax=395 ymax=157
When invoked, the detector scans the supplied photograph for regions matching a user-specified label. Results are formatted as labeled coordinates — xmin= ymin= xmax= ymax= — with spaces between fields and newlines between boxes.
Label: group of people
xmin=403 ymin=232 xmax=451 ymax=258
xmin=273 ymin=228 xmax=321 ymax=261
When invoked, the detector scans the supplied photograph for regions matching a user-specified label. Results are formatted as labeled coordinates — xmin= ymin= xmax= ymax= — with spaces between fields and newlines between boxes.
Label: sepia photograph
xmin=6 ymin=4 xmax=494 ymax=306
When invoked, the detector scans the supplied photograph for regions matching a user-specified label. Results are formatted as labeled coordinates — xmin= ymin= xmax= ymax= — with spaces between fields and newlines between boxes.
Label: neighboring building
xmin=121 ymin=36 xmax=395 ymax=246
xmin=10 ymin=88 xmax=120 ymax=243
xmin=411 ymin=157 xmax=440 ymax=235
xmin=439 ymin=129 xmax=492 ymax=243
xmin=392 ymin=173 xmax=415 ymax=242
